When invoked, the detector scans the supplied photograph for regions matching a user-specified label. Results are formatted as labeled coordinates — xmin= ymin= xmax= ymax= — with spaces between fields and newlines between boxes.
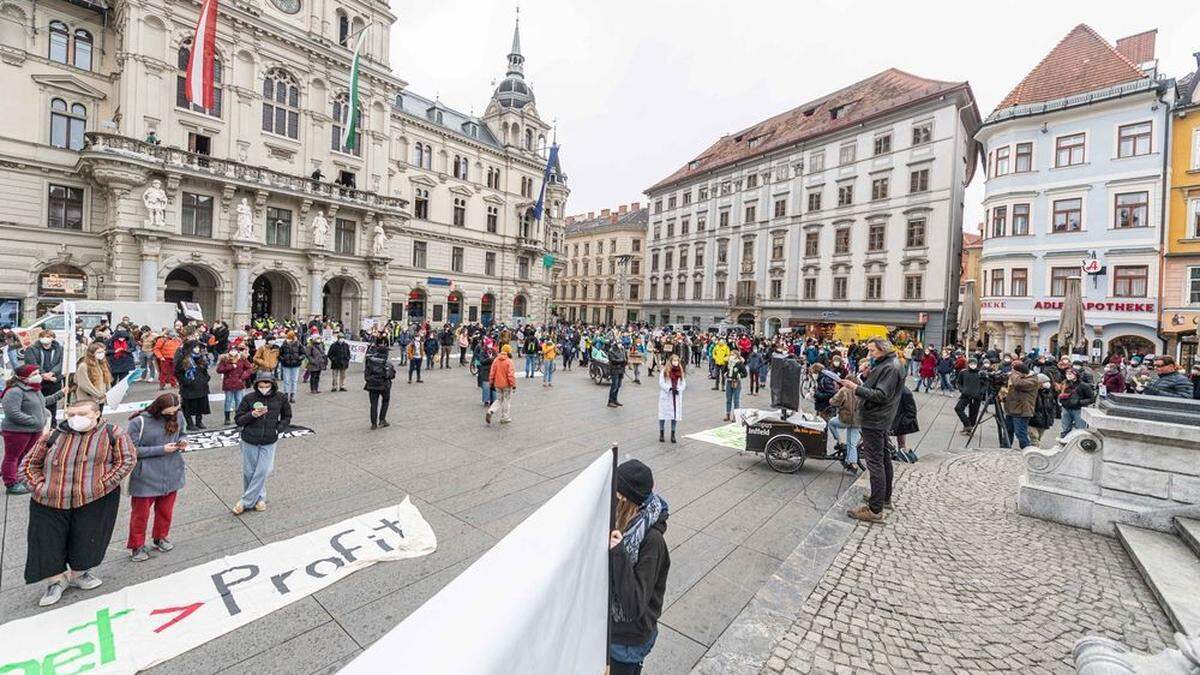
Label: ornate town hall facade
xmin=0 ymin=0 xmax=567 ymax=328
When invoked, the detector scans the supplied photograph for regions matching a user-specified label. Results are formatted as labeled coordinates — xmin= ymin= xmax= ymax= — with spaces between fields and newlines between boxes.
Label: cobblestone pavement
xmin=761 ymin=452 xmax=1174 ymax=675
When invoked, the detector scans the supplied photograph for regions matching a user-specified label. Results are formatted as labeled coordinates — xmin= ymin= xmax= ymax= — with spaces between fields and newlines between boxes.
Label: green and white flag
xmin=341 ymin=27 xmax=365 ymax=151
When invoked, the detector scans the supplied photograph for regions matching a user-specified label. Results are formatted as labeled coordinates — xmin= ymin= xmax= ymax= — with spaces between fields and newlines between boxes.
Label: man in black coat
xmin=326 ymin=334 xmax=352 ymax=392
xmin=839 ymin=339 xmax=904 ymax=522
xmin=954 ymin=359 xmax=987 ymax=434
xmin=232 ymin=372 xmax=293 ymax=514
xmin=607 ymin=340 xmax=628 ymax=408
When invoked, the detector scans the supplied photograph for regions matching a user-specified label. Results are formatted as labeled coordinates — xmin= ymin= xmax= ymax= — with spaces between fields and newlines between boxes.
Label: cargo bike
xmin=740 ymin=357 xmax=847 ymax=474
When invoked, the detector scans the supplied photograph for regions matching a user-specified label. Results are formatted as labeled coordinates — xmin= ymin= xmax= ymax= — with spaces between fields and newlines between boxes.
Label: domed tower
xmin=484 ymin=12 xmax=551 ymax=153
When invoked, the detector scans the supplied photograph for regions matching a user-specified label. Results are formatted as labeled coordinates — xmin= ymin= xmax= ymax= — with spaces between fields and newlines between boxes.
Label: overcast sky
xmin=389 ymin=0 xmax=1200 ymax=231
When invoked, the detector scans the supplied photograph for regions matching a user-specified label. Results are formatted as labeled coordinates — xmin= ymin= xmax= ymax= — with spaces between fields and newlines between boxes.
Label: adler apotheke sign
xmin=981 ymin=297 xmax=1156 ymax=313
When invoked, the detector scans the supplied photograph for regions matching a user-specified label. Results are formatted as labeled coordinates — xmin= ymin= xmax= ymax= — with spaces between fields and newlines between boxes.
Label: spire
xmin=506 ymin=8 xmax=524 ymax=77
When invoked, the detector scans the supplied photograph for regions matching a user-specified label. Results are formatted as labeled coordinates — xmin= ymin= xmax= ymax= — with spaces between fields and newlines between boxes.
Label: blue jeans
xmin=1007 ymin=415 xmax=1031 ymax=449
xmin=609 ymin=372 xmax=624 ymax=404
xmin=239 ymin=441 xmax=276 ymax=508
xmin=224 ymin=389 xmax=245 ymax=413
xmin=610 ymin=629 xmax=658 ymax=669
xmin=279 ymin=366 xmax=301 ymax=395
xmin=938 ymin=372 xmax=952 ymax=391
xmin=827 ymin=417 xmax=860 ymax=463
xmin=480 ymin=383 xmax=494 ymax=405
xmin=1060 ymin=408 xmax=1087 ymax=437
xmin=525 ymin=355 xmax=537 ymax=378
xmin=543 ymin=358 xmax=555 ymax=384
xmin=408 ymin=359 xmax=422 ymax=382
xmin=725 ymin=382 xmax=742 ymax=414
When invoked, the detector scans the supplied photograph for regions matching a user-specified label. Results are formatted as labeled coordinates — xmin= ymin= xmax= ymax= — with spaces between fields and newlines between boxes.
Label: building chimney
xmin=610 ymin=214 xmax=618 ymax=223
xmin=618 ymin=204 xmax=628 ymax=215
xmin=631 ymin=202 xmax=641 ymax=211
xmin=601 ymin=209 xmax=611 ymax=218
xmin=588 ymin=211 xmax=595 ymax=220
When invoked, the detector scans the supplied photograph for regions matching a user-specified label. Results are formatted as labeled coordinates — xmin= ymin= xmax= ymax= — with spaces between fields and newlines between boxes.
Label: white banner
xmin=346 ymin=339 xmax=371 ymax=363
xmin=0 ymin=499 xmax=437 ymax=674
xmin=341 ymin=452 xmax=614 ymax=675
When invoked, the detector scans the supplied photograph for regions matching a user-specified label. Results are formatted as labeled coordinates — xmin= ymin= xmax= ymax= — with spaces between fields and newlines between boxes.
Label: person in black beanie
xmin=609 ymin=460 xmax=670 ymax=675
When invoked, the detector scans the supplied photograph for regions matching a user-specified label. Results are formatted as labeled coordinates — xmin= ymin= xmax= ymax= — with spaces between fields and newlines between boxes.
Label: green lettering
xmin=0 ymin=659 xmax=40 ymax=675
xmin=68 ymin=608 xmax=132 ymax=665
xmin=42 ymin=643 xmax=93 ymax=675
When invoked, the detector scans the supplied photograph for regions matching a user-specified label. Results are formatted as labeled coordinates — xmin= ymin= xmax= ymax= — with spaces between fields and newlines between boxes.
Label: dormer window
xmin=427 ymin=107 xmax=443 ymax=124
xmin=830 ymin=102 xmax=854 ymax=120
xmin=689 ymin=160 xmax=701 ymax=170
xmin=747 ymin=136 xmax=763 ymax=150
xmin=463 ymin=122 xmax=479 ymax=138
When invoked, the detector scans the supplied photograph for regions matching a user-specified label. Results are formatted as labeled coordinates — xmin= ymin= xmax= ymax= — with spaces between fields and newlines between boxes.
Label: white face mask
xmin=256 ymin=386 xmax=272 ymax=395
xmin=67 ymin=415 xmax=97 ymax=432
xmin=94 ymin=352 xmax=106 ymax=360
xmin=25 ymin=374 xmax=43 ymax=384
xmin=39 ymin=337 xmax=52 ymax=346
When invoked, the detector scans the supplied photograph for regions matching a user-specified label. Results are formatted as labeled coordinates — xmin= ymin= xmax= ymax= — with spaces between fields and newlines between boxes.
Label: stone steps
xmin=1177 ymin=517 xmax=1200 ymax=558
xmin=1115 ymin=520 xmax=1200 ymax=637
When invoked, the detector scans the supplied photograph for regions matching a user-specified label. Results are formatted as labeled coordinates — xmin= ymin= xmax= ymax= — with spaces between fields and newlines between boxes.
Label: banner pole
xmin=607 ymin=443 xmax=618 ymax=670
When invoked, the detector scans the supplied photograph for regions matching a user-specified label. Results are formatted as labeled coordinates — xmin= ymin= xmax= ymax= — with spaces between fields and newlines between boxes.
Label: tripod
xmin=964 ymin=387 xmax=1010 ymax=449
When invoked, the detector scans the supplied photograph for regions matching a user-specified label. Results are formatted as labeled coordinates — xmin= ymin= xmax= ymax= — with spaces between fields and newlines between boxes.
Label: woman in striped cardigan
xmin=20 ymin=399 xmax=137 ymax=607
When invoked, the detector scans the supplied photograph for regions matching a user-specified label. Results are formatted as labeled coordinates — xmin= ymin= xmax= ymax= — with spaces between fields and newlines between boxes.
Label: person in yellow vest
xmin=710 ymin=340 xmax=731 ymax=391
xmin=541 ymin=338 xmax=558 ymax=387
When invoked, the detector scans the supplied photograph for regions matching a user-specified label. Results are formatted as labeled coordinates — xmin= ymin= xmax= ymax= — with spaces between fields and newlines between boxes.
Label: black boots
xmin=659 ymin=430 xmax=665 ymax=443
xmin=671 ymin=431 xmax=677 ymax=444
xmin=224 ymin=411 xmax=231 ymax=425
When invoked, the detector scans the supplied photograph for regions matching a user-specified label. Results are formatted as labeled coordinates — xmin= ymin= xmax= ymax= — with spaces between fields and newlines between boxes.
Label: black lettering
xmin=211 ymin=565 xmax=260 ymax=616
xmin=329 ymin=529 xmax=364 ymax=563
xmin=305 ymin=557 xmax=344 ymax=579
xmin=270 ymin=569 xmax=296 ymax=595
xmin=372 ymin=517 xmax=405 ymax=539
xmin=368 ymin=534 xmax=394 ymax=552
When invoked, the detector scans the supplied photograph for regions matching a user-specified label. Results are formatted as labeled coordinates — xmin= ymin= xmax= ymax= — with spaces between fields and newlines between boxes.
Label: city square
xmin=2 ymin=0 xmax=1200 ymax=673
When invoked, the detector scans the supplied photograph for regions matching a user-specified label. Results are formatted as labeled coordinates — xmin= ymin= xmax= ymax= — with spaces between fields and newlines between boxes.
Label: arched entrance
xmin=35 ymin=263 xmax=89 ymax=317
xmin=251 ymin=271 xmax=297 ymax=321
xmin=737 ymin=312 xmax=755 ymax=330
xmin=406 ymin=288 xmax=426 ymax=323
xmin=767 ymin=317 xmax=782 ymax=338
xmin=164 ymin=266 xmax=219 ymax=322
xmin=1108 ymin=335 xmax=1155 ymax=359
xmin=322 ymin=276 xmax=361 ymax=328
xmin=447 ymin=290 xmax=464 ymax=325
xmin=512 ymin=294 xmax=528 ymax=322
xmin=480 ymin=293 xmax=495 ymax=326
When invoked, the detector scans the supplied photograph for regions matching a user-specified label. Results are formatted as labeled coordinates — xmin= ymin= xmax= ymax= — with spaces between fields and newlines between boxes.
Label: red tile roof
xmin=647 ymin=68 xmax=973 ymax=194
xmin=1115 ymin=30 xmax=1157 ymax=66
xmin=994 ymin=24 xmax=1148 ymax=112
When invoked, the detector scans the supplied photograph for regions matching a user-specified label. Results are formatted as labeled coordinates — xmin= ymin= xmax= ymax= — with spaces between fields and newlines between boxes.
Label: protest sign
xmin=346 ymin=340 xmax=370 ymax=363
xmin=685 ymin=422 xmax=747 ymax=450
xmin=0 ymin=499 xmax=436 ymax=674
xmin=340 ymin=451 xmax=613 ymax=675
xmin=181 ymin=425 xmax=314 ymax=451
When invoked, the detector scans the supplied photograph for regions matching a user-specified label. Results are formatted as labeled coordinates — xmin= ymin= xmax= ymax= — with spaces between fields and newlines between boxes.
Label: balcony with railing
xmin=83 ymin=132 xmax=408 ymax=216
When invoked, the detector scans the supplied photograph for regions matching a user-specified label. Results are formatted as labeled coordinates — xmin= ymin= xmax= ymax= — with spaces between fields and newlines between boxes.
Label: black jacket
xmin=610 ymin=513 xmax=670 ymax=646
xmin=235 ymin=383 xmax=293 ymax=445
xmin=327 ymin=340 xmax=352 ymax=370
xmin=24 ymin=341 xmax=64 ymax=376
xmin=363 ymin=352 xmax=396 ymax=391
xmin=956 ymin=369 xmax=987 ymax=399
xmin=1060 ymin=380 xmax=1096 ymax=409
xmin=890 ymin=388 xmax=919 ymax=436
xmin=1032 ymin=388 xmax=1058 ymax=429
xmin=476 ymin=353 xmax=494 ymax=387
xmin=279 ymin=340 xmax=305 ymax=368
xmin=854 ymin=352 xmax=905 ymax=430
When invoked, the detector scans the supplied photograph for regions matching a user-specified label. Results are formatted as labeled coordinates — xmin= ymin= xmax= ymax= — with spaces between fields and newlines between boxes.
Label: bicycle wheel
xmin=765 ymin=435 xmax=807 ymax=473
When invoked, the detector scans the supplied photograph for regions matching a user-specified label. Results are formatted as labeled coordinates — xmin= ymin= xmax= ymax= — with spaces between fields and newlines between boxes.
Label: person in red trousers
xmin=125 ymin=393 xmax=187 ymax=561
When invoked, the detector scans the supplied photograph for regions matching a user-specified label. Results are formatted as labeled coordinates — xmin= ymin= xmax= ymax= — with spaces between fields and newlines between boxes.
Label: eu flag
xmin=533 ymin=143 xmax=558 ymax=222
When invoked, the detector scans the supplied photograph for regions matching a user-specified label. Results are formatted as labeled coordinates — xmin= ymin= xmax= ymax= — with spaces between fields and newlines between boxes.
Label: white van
xmin=28 ymin=301 xmax=178 ymax=333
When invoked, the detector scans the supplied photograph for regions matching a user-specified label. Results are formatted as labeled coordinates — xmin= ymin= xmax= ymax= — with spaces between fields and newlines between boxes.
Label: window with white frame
xmin=839 ymin=143 xmax=856 ymax=165
xmin=266 ymin=207 xmax=292 ymax=247
xmin=909 ymin=168 xmax=930 ymax=193
xmin=989 ymin=269 xmax=1005 ymax=297
xmin=1011 ymin=268 xmax=1028 ymax=297
xmin=833 ymin=276 xmax=848 ymax=300
xmin=413 ymin=188 xmax=429 ymax=220
xmin=412 ymin=240 xmax=427 ymax=268
xmin=809 ymin=151 xmax=825 ymax=173
xmin=1117 ymin=122 xmax=1151 ymax=158
xmin=1012 ymin=203 xmax=1030 ymax=235
xmin=993 ymin=146 xmax=1010 ymax=176
xmin=1014 ymin=142 xmax=1033 ymax=172
xmin=334 ymin=218 xmax=355 ymax=254
xmin=804 ymin=231 xmax=818 ymax=257
xmin=1114 ymin=191 xmax=1148 ymax=229
xmin=49 ymin=98 xmax=86 ymax=150
xmin=873 ymin=133 xmax=892 ymax=156
xmin=1189 ymin=267 xmax=1200 ymax=304
xmin=802 ymin=277 xmax=816 ymax=300
xmin=911 ymin=121 xmax=932 ymax=146
xmin=906 ymin=218 xmax=926 ymax=248
xmin=452 ymin=197 xmax=466 ymax=227
xmin=1052 ymin=198 xmax=1082 ymax=233
xmin=1055 ymin=133 xmax=1085 ymax=167
xmin=904 ymin=274 xmax=923 ymax=300
xmin=1113 ymin=265 xmax=1148 ymax=298
xmin=47 ymin=184 xmax=84 ymax=230
xmin=451 ymin=246 xmax=463 ymax=272
xmin=486 ymin=205 xmax=498 ymax=233
xmin=865 ymin=276 xmax=882 ymax=300
xmin=991 ymin=205 xmax=1007 ymax=238
xmin=261 ymin=69 xmax=298 ymax=138
xmin=181 ymin=192 xmax=213 ymax=237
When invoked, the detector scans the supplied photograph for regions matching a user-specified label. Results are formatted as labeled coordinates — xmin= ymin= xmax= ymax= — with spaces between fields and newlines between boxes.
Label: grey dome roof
xmin=495 ymin=75 xmax=535 ymax=108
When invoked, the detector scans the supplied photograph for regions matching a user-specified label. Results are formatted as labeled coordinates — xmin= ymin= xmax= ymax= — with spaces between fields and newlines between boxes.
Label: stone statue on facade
xmin=142 ymin=179 xmax=167 ymax=228
xmin=234 ymin=198 xmax=255 ymax=241
xmin=371 ymin=223 xmax=388 ymax=256
xmin=311 ymin=210 xmax=330 ymax=248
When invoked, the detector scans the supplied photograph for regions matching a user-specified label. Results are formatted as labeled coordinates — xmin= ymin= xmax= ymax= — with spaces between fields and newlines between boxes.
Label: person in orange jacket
xmin=152 ymin=331 xmax=182 ymax=389
xmin=485 ymin=344 xmax=517 ymax=425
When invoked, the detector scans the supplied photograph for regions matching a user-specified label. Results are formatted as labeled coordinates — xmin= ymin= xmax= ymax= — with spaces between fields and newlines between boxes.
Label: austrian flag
xmin=185 ymin=0 xmax=219 ymax=109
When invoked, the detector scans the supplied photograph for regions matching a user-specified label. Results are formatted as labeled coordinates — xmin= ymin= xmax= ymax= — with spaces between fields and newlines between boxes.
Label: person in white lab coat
xmin=657 ymin=355 xmax=686 ymax=444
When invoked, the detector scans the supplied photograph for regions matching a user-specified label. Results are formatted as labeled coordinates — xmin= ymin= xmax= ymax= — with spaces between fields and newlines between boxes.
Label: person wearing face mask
xmin=24 ymin=330 xmax=64 ymax=423
xmin=125 ymin=393 xmax=187 ymax=561
xmin=1101 ymin=362 xmax=1126 ymax=396
xmin=609 ymin=460 xmax=670 ymax=675
xmin=304 ymin=335 xmax=328 ymax=394
xmin=1029 ymin=374 xmax=1058 ymax=444
xmin=1056 ymin=366 xmax=1095 ymax=436
xmin=217 ymin=343 xmax=254 ymax=425
xmin=277 ymin=331 xmax=304 ymax=403
xmin=3 ymin=365 xmax=67 ymax=494
xmin=657 ymin=356 xmax=686 ymax=443
xmin=20 ymin=399 xmax=136 ymax=606
xmin=105 ymin=324 xmax=136 ymax=386
xmin=73 ymin=342 xmax=113 ymax=407
xmin=232 ymin=372 xmax=292 ymax=514
xmin=1002 ymin=362 xmax=1039 ymax=450
xmin=327 ymin=334 xmax=351 ymax=392
xmin=953 ymin=359 xmax=987 ymax=435
xmin=174 ymin=340 xmax=212 ymax=430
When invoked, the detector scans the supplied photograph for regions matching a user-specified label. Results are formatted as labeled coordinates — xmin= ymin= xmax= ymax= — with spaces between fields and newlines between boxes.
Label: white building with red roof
xmin=977 ymin=24 xmax=1169 ymax=358
xmin=643 ymin=68 xmax=980 ymax=343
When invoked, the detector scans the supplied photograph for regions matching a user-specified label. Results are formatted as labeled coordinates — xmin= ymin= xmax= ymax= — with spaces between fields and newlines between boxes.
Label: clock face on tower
xmin=270 ymin=0 xmax=301 ymax=14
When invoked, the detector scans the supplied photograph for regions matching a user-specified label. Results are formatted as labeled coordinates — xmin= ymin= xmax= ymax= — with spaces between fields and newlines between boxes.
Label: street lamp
xmin=615 ymin=253 xmax=633 ymax=326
